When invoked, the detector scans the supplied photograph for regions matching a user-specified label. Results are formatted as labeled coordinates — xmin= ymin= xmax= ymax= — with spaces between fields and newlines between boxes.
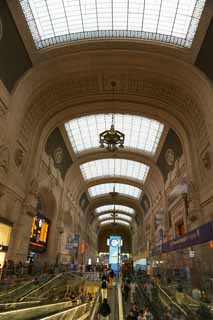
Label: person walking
xmin=101 ymin=278 xmax=108 ymax=300
xmin=98 ymin=298 xmax=111 ymax=320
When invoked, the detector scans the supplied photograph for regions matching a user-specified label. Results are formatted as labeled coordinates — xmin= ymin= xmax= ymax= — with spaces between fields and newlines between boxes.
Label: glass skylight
xmin=98 ymin=213 xmax=132 ymax=221
xmin=96 ymin=205 xmax=135 ymax=215
xmin=80 ymin=158 xmax=150 ymax=183
xmin=20 ymin=0 xmax=206 ymax=49
xmin=100 ymin=220 xmax=130 ymax=227
xmin=88 ymin=183 xmax=141 ymax=198
xmin=65 ymin=114 xmax=164 ymax=155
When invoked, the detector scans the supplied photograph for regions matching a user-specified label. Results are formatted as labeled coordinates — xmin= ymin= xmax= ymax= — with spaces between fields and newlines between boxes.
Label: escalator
xmin=134 ymin=274 xmax=188 ymax=319
xmin=0 ymin=273 xmax=55 ymax=304
xmin=0 ymin=272 xmax=100 ymax=320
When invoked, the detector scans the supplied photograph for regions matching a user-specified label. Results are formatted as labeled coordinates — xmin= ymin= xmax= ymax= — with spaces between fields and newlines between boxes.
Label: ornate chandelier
xmin=99 ymin=115 xmax=125 ymax=151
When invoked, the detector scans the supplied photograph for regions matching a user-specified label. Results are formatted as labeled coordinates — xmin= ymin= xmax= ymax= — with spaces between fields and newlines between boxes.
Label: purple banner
xmin=152 ymin=221 xmax=213 ymax=256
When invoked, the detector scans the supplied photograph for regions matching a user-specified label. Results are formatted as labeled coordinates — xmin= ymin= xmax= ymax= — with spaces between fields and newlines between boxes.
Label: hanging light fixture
xmin=99 ymin=82 xmax=125 ymax=151
xmin=99 ymin=114 xmax=125 ymax=151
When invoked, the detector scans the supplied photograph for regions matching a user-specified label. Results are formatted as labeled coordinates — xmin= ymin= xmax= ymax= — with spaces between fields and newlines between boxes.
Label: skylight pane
xmin=116 ymin=213 xmax=132 ymax=221
xmin=65 ymin=114 xmax=164 ymax=155
xmin=80 ymin=159 xmax=150 ymax=183
xmin=98 ymin=214 xmax=113 ymax=220
xmin=100 ymin=219 xmax=130 ymax=226
xmin=19 ymin=0 xmax=206 ymax=49
xmin=95 ymin=205 xmax=135 ymax=215
xmin=98 ymin=213 xmax=132 ymax=221
xmin=88 ymin=183 xmax=142 ymax=198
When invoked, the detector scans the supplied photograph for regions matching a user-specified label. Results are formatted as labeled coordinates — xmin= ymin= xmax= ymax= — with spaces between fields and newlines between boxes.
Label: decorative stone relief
xmin=48 ymin=175 xmax=55 ymax=192
xmin=47 ymin=156 xmax=54 ymax=175
xmin=165 ymin=148 xmax=175 ymax=166
xmin=202 ymin=151 xmax=211 ymax=170
xmin=14 ymin=148 xmax=25 ymax=167
xmin=53 ymin=147 xmax=63 ymax=164
xmin=29 ymin=178 xmax=39 ymax=196
xmin=0 ymin=145 xmax=9 ymax=174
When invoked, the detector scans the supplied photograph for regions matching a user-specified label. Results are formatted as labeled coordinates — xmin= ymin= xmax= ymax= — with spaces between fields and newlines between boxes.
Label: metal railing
xmin=117 ymin=280 xmax=124 ymax=320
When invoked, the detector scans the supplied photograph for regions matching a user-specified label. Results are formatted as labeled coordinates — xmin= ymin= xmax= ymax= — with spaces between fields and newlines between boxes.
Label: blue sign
xmin=109 ymin=236 xmax=122 ymax=273
xmin=152 ymin=221 xmax=213 ymax=256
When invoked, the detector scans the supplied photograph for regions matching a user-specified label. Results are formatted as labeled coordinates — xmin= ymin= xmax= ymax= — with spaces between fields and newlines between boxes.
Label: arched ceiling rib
xmin=19 ymin=0 xmax=206 ymax=49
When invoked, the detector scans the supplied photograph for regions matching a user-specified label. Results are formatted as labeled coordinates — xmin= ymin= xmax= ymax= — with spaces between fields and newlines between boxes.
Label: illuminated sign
xmin=108 ymin=236 xmax=122 ymax=273
xmin=30 ymin=214 xmax=50 ymax=252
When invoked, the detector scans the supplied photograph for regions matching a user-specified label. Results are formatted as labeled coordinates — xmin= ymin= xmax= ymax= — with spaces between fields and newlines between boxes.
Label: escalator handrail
xmin=0 ymin=280 xmax=35 ymax=298
xmin=89 ymin=288 xmax=101 ymax=320
xmin=117 ymin=278 xmax=124 ymax=320
xmin=36 ymin=301 xmax=93 ymax=320
xmin=19 ymin=273 xmax=63 ymax=301
xmin=158 ymin=285 xmax=188 ymax=316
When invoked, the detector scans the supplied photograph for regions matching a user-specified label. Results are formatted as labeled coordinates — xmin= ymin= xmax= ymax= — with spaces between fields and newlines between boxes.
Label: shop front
xmin=0 ymin=219 xmax=12 ymax=275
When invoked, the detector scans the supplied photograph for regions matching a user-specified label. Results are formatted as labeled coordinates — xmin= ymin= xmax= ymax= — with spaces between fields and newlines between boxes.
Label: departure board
xmin=30 ymin=214 xmax=50 ymax=252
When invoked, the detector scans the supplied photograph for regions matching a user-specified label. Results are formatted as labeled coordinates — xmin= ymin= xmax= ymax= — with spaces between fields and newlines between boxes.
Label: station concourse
xmin=0 ymin=0 xmax=213 ymax=319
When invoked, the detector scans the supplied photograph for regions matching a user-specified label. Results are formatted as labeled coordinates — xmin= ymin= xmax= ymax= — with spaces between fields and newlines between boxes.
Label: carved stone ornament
xmin=14 ymin=148 xmax=24 ymax=167
xmin=48 ymin=175 xmax=55 ymax=192
xmin=202 ymin=151 xmax=211 ymax=170
xmin=0 ymin=145 xmax=9 ymax=174
xmin=0 ymin=17 xmax=3 ymax=41
xmin=165 ymin=148 xmax=175 ymax=166
xmin=29 ymin=178 xmax=39 ymax=196
xmin=54 ymin=147 xmax=63 ymax=165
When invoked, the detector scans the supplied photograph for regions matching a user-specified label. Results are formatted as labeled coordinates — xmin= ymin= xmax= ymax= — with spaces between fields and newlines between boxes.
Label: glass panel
xmin=80 ymin=158 xmax=150 ymax=183
xmin=88 ymin=183 xmax=142 ymax=198
xmin=98 ymin=213 xmax=132 ymax=221
xmin=95 ymin=205 xmax=135 ymax=214
xmin=100 ymin=219 xmax=130 ymax=226
xmin=19 ymin=0 xmax=206 ymax=48
xmin=65 ymin=114 xmax=164 ymax=155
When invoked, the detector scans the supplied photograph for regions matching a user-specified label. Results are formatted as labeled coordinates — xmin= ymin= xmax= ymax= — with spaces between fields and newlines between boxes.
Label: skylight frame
xmin=100 ymin=219 xmax=130 ymax=227
xmin=88 ymin=183 xmax=142 ymax=199
xmin=65 ymin=114 xmax=164 ymax=156
xmin=98 ymin=213 xmax=132 ymax=221
xmin=95 ymin=205 xmax=135 ymax=215
xmin=80 ymin=158 xmax=150 ymax=183
xmin=19 ymin=0 xmax=206 ymax=49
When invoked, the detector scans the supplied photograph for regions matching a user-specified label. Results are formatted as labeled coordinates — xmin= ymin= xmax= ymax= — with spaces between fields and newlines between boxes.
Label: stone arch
xmin=6 ymin=50 xmax=212 ymax=231
xmin=33 ymin=186 xmax=58 ymax=264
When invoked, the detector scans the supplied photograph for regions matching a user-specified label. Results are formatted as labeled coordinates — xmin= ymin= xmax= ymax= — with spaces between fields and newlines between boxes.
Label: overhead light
xmin=99 ymin=114 xmax=125 ymax=151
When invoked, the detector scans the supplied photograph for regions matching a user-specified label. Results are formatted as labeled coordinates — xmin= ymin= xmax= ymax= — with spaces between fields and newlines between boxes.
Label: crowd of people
xmin=98 ymin=267 xmax=155 ymax=320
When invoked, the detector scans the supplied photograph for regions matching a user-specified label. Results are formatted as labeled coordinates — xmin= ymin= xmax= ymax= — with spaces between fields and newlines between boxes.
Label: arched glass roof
xmin=65 ymin=114 xmax=164 ymax=155
xmin=20 ymin=0 xmax=206 ymax=49
xmin=80 ymin=159 xmax=150 ymax=183
xmin=96 ymin=205 xmax=135 ymax=215
xmin=88 ymin=183 xmax=142 ymax=198
xmin=100 ymin=219 xmax=130 ymax=227
xmin=98 ymin=213 xmax=132 ymax=221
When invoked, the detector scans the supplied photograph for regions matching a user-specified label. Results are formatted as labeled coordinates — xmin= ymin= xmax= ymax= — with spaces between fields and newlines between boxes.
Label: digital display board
xmin=30 ymin=214 xmax=50 ymax=252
